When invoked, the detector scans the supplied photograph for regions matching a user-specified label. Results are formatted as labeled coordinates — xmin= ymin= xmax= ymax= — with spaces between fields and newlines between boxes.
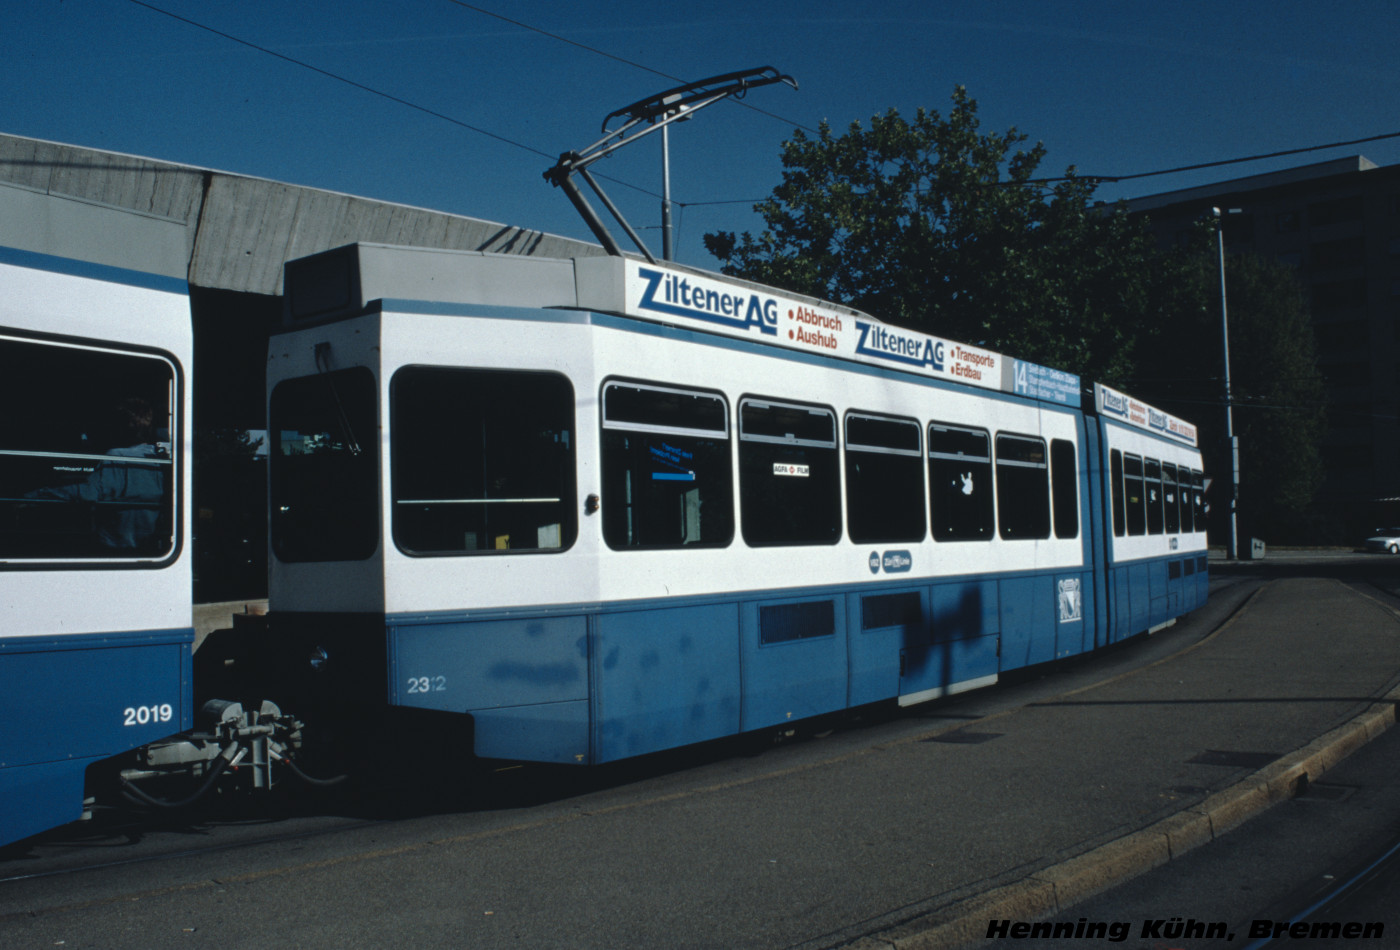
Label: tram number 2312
xmin=406 ymin=675 xmax=447 ymax=695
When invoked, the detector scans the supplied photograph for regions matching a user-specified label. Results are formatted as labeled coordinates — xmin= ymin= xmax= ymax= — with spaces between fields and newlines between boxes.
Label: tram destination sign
xmin=1094 ymin=383 xmax=1198 ymax=447
xmin=1010 ymin=359 xmax=1081 ymax=406
xmin=575 ymin=258 xmax=1078 ymax=404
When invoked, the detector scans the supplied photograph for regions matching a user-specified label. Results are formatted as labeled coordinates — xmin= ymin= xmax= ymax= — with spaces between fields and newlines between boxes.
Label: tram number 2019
xmin=123 ymin=704 xmax=174 ymax=727
xmin=406 ymin=675 xmax=447 ymax=695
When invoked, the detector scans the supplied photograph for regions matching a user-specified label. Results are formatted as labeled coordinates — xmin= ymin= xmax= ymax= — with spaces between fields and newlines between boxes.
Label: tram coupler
xmin=118 ymin=698 xmax=306 ymax=796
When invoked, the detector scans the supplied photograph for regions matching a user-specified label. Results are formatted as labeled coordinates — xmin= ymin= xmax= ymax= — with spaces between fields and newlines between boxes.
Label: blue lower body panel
xmin=1 ymin=758 xmax=88 ymax=848
xmin=472 ymin=701 xmax=590 ymax=763
xmin=388 ymin=616 xmax=589 ymax=764
xmin=891 ymin=580 xmax=999 ymax=702
xmin=740 ymin=595 xmax=847 ymax=732
xmin=1108 ymin=553 xmax=1208 ymax=642
xmin=385 ymin=563 xmax=1191 ymax=766
xmin=594 ymin=603 xmax=740 ymax=762
xmin=0 ymin=629 xmax=194 ymax=847
xmin=1000 ymin=575 xmax=1056 ymax=669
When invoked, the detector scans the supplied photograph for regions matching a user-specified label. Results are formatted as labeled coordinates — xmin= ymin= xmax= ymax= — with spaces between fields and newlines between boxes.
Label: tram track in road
xmin=1238 ymin=828 xmax=1400 ymax=950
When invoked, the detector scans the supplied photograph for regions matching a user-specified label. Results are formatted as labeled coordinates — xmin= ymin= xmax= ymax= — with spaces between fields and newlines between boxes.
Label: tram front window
xmin=391 ymin=367 xmax=576 ymax=556
xmin=0 ymin=336 xmax=177 ymax=562
xmin=270 ymin=367 xmax=379 ymax=562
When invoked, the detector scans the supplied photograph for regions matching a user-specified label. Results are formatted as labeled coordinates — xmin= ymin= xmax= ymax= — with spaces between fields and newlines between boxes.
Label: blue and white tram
xmin=264 ymin=243 xmax=1207 ymax=767
xmin=0 ymin=188 xmax=194 ymax=846
xmin=1088 ymin=384 xmax=1210 ymax=642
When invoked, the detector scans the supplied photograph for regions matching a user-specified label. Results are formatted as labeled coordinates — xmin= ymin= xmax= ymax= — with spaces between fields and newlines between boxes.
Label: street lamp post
xmin=1213 ymin=206 xmax=1241 ymax=560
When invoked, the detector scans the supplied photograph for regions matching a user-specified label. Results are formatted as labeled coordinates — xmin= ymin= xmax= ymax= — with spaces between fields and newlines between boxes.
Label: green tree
xmin=703 ymin=87 xmax=1168 ymax=383
xmin=1131 ymin=232 xmax=1325 ymax=542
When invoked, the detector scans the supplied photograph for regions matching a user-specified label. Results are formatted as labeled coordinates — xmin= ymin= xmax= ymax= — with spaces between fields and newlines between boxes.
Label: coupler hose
xmin=280 ymin=755 xmax=349 ymax=787
xmin=119 ymin=752 xmax=233 ymax=809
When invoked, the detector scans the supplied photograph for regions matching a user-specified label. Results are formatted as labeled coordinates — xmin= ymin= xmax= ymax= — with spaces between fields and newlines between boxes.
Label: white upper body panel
xmin=270 ymin=302 xmax=1089 ymax=617
xmin=0 ymin=255 xmax=193 ymax=637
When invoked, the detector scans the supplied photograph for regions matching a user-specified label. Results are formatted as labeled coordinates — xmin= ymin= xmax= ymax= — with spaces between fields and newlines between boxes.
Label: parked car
xmin=1364 ymin=528 xmax=1400 ymax=554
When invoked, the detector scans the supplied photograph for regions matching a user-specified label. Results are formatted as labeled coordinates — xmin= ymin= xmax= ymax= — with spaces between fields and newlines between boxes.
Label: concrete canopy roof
xmin=0 ymin=132 xmax=606 ymax=296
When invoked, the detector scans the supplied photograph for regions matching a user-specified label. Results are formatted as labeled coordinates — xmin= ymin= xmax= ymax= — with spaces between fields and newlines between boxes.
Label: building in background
xmin=1123 ymin=156 xmax=1400 ymax=541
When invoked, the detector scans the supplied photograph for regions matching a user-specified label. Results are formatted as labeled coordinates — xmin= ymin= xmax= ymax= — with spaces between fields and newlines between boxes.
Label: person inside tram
xmin=29 ymin=396 xmax=169 ymax=553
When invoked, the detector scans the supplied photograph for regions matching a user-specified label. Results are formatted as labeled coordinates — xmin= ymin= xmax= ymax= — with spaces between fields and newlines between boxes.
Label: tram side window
xmin=995 ymin=434 xmax=1050 ymax=540
xmin=739 ymin=399 xmax=840 ymax=546
xmin=271 ymin=367 xmax=379 ymax=562
xmin=1050 ymin=438 xmax=1079 ymax=540
xmin=1162 ymin=462 xmax=1181 ymax=533
xmin=600 ymin=381 xmax=732 ymax=550
xmin=845 ymin=413 xmax=925 ymax=543
xmin=1192 ymin=469 xmax=1207 ymax=531
xmin=391 ymin=367 xmax=576 ymax=556
xmin=928 ymin=423 xmax=995 ymax=541
xmin=1144 ymin=458 xmax=1164 ymax=535
xmin=1123 ymin=453 xmax=1146 ymax=536
xmin=0 ymin=336 xmax=177 ymax=561
xmin=1110 ymin=449 xmax=1126 ymax=537
xmin=1177 ymin=466 xmax=1195 ymax=533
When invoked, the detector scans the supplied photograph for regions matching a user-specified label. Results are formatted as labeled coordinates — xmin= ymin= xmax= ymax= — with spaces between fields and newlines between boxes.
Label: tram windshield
xmin=0 ymin=336 xmax=177 ymax=562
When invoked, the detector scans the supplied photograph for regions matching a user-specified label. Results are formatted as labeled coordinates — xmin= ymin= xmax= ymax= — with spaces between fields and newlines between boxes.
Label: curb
xmin=852 ymin=687 xmax=1400 ymax=950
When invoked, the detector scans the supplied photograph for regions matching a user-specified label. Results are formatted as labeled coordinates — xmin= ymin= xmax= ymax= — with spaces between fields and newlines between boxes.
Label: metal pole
xmin=661 ymin=122 xmax=674 ymax=261
xmin=578 ymin=167 xmax=657 ymax=264
xmin=1214 ymin=207 xmax=1240 ymax=560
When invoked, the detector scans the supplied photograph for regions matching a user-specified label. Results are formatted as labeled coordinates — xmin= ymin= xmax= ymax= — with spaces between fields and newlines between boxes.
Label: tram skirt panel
xmin=592 ymin=603 xmax=741 ymax=763
xmin=389 ymin=616 xmax=590 ymax=764
xmin=997 ymin=576 xmax=1056 ymax=671
xmin=892 ymin=581 xmax=999 ymax=704
xmin=740 ymin=597 xmax=848 ymax=733
xmin=0 ymin=631 xmax=193 ymax=846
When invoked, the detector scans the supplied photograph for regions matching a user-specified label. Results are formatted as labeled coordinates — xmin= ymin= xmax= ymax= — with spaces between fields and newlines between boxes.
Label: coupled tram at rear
xmin=260 ymin=243 xmax=1208 ymax=768
xmin=0 ymin=224 xmax=1207 ymax=848
xmin=0 ymin=204 xmax=197 ymax=847
xmin=0 ymin=189 xmax=309 ymax=849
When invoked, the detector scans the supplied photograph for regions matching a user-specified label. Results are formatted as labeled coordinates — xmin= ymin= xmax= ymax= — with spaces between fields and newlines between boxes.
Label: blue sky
xmin=7 ymin=1 xmax=1400 ymax=269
